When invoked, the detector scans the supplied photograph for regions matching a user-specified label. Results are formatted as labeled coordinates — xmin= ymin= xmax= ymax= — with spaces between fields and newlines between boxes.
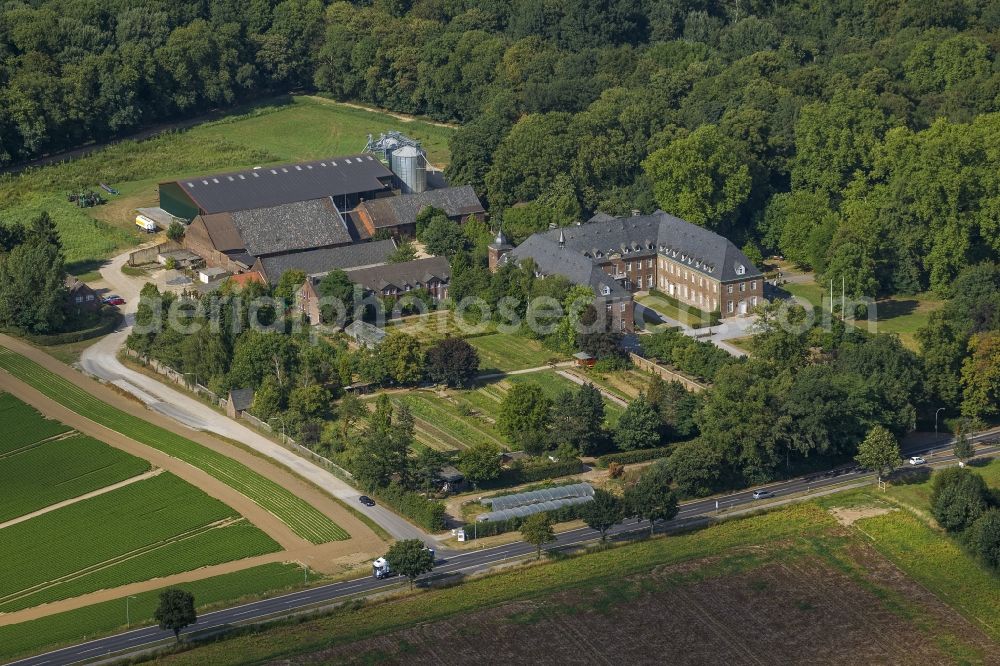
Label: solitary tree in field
xmin=154 ymin=588 xmax=196 ymax=642
xmin=385 ymin=539 xmax=435 ymax=589
xmin=624 ymin=460 xmax=679 ymax=536
xmin=854 ymin=425 xmax=901 ymax=483
xmin=520 ymin=512 xmax=556 ymax=559
xmin=580 ymin=489 xmax=625 ymax=542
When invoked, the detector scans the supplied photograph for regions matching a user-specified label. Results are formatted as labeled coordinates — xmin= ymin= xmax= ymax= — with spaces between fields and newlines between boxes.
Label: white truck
xmin=135 ymin=214 xmax=158 ymax=233
xmin=372 ymin=547 xmax=435 ymax=579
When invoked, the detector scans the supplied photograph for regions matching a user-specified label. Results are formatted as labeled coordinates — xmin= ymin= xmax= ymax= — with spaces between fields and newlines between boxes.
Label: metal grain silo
xmin=391 ymin=145 xmax=427 ymax=194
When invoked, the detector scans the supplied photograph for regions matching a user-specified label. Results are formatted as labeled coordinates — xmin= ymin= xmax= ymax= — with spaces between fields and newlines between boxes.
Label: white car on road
xmin=908 ymin=456 xmax=926 ymax=465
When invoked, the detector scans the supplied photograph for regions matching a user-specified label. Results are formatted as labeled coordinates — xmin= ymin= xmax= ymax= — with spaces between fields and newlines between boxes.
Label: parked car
xmin=752 ymin=489 xmax=774 ymax=500
xmin=908 ymin=456 xmax=926 ymax=465
xmin=358 ymin=495 xmax=376 ymax=507
xmin=102 ymin=295 xmax=125 ymax=306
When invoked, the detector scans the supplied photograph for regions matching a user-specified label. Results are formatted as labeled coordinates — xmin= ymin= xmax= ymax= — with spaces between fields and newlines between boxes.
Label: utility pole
xmin=126 ymin=595 xmax=137 ymax=628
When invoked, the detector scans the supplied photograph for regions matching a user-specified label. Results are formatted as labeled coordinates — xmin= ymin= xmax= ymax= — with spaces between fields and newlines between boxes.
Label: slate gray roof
xmin=168 ymin=154 xmax=393 ymax=214
xmin=229 ymin=388 xmax=254 ymax=411
xmin=508 ymin=234 xmax=632 ymax=299
xmin=359 ymin=186 xmax=484 ymax=228
xmin=345 ymin=256 xmax=451 ymax=292
xmin=519 ymin=211 xmax=761 ymax=284
xmin=256 ymin=239 xmax=397 ymax=283
xmin=229 ymin=198 xmax=352 ymax=257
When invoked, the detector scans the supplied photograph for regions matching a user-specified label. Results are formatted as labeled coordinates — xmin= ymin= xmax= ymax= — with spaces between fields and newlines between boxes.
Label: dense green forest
xmin=3 ymin=0 xmax=1000 ymax=296
xmin=2 ymin=0 xmax=999 ymax=433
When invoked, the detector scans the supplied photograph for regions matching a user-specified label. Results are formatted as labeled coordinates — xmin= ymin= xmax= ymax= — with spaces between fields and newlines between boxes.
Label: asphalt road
xmin=12 ymin=429 xmax=998 ymax=666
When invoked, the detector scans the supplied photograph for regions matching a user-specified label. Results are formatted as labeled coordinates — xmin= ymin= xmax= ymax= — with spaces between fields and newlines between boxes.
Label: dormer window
xmin=596 ymin=251 xmax=603 ymax=258
xmin=601 ymin=285 xmax=611 ymax=296
xmin=681 ymin=254 xmax=687 ymax=261
xmin=736 ymin=264 xmax=746 ymax=275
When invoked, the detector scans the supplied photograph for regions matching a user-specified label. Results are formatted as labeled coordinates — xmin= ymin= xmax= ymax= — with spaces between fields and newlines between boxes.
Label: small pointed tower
xmin=488 ymin=224 xmax=513 ymax=272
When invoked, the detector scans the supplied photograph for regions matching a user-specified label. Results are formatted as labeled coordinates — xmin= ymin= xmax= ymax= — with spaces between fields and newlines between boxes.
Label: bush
xmin=13 ymin=308 xmax=121 ymax=346
xmin=930 ymin=467 xmax=991 ymax=533
xmin=595 ymin=446 xmax=673 ymax=468
xmin=970 ymin=509 xmax=1000 ymax=568
xmin=373 ymin=483 xmax=446 ymax=531
xmin=477 ymin=457 xmax=584 ymax=489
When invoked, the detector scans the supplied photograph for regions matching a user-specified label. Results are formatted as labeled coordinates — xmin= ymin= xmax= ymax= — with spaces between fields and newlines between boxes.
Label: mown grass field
xmin=0 ymin=472 xmax=279 ymax=612
xmin=151 ymin=496 xmax=999 ymax=665
xmin=0 ymin=562 xmax=312 ymax=661
xmin=0 ymin=346 xmax=348 ymax=544
xmin=0 ymin=392 xmax=71 ymax=454
xmin=637 ymin=292 xmax=717 ymax=328
xmin=0 ymin=433 xmax=150 ymax=523
xmin=468 ymin=333 xmax=563 ymax=373
xmin=0 ymin=95 xmax=453 ymax=272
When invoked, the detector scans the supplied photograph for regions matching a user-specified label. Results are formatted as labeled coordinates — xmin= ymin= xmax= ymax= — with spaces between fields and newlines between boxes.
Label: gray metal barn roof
xmin=256 ymin=239 xmax=397 ymax=283
xmin=229 ymin=198 xmax=352 ymax=257
xmin=169 ymin=155 xmax=393 ymax=214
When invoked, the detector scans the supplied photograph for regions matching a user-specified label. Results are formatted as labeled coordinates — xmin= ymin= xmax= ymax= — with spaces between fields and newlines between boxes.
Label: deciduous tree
xmin=520 ymin=512 xmax=556 ymax=559
xmin=580 ymin=488 xmax=624 ymax=541
xmin=384 ymin=539 xmax=434 ymax=589
xmin=854 ymin=425 xmax=901 ymax=482
xmin=154 ymin=589 xmax=196 ymax=641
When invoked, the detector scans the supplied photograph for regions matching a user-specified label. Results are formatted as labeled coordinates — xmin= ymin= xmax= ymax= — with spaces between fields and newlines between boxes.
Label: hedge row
xmin=373 ymin=483 xmax=446 ymax=531
xmin=595 ymin=446 xmax=673 ymax=468
xmin=488 ymin=458 xmax=584 ymax=487
xmin=463 ymin=501 xmax=586 ymax=539
xmin=8 ymin=308 xmax=122 ymax=346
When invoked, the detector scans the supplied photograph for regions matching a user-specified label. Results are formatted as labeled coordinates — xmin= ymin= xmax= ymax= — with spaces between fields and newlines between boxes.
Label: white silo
xmin=391 ymin=145 xmax=427 ymax=194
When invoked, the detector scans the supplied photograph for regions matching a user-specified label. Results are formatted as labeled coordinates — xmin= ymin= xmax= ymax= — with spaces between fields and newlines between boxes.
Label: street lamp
xmin=935 ymin=407 xmax=945 ymax=439
xmin=126 ymin=595 xmax=138 ymax=628
xmin=268 ymin=416 xmax=286 ymax=442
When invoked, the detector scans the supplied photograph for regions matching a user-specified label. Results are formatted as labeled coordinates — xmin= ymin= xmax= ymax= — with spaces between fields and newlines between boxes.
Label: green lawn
xmin=397 ymin=392 xmax=507 ymax=452
xmin=468 ymin=333 xmax=562 ymax=373
xmin=0 ymin=473 xmax=279 ymax=612
xmin=0 ymin=95 xmax=454 ymax=272
xmin=0 ymin=346 xmax=348 ymax=544
xmin=638 ymin=291 xmax=718 ymax=328
xmin=0 ymin=392 xmax=71 ymax=454
xmin=0 ymin=562 xmax=312 ymax=661
xmin=0 ymin=433 xmax=150 ymax=523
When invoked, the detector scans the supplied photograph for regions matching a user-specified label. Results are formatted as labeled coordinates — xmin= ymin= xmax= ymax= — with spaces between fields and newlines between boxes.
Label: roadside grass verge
xmin=0 ymin=346 xmax=348 ymax=544
xmin=0 ymin=562 xmax=313 ymax=662
xmin=0 ymin=392 xmax=71 ymax=454
xmin=146 ymin=505 xmax=845 ymax=664
xmin=0 ymin=473 xmax=279 ymax=612
xmin=0 ymin=433 xmax=150 ymax=522
xmin=855 ymin=508 xmax=1000 ymax=642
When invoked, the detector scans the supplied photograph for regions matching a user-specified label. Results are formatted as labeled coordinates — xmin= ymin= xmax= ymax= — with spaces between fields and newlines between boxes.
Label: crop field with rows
xmin=0 ymin=392 xmax=71 ymax=454
xmin=0 ymin=433 xmax=150 ymax=523
xmin=0 ymin=346 xmax=348 ymax=544
xmin=396 ymin=392 xmax=507 ymax=452
xmin=0 ymin=472 xmax=279 ymax=612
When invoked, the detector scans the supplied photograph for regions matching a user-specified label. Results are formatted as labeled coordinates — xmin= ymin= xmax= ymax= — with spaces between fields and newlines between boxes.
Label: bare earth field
xmin=274 ymin=541 xmax=997 ymax=666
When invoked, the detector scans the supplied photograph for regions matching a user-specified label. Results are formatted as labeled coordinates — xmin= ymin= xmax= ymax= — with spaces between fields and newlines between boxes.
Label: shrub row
xmin=463 ymin=501 xmax=586 ymax=539
xmin=373 ymin=483 xmax=446 ymax=532
xmin=595 ymin=446 xmax=673 ymax=468
xmin=7 ymin=308 xmax=121 ymax=346
xmin=485 ymin=458 xmax=584 ymax=488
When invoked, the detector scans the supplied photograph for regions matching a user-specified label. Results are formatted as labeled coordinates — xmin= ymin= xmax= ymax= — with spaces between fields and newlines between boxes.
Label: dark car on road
xmin=358 ymin=495 xmax=376 ymax=507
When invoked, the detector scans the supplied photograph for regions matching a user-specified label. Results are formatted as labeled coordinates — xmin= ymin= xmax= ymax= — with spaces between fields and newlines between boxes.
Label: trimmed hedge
xmin=480 ymin=458 xmax=584 ymax=489
xmin=595 ymin=446 xmax=673 ymax=468
xmin=373 ymin=483 xmax=446 ymax=531
xmin=463 ymin=501 xmax=586 ymax=539
xmin=9 ymin=308 xmax=122 ymax=346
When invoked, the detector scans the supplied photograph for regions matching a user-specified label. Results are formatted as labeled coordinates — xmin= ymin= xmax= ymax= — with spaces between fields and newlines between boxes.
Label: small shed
xmin=573 ymin=351 xmax=596 ymax=368
xmin=437 ymin=465 xmax=466 ymax=493
xmin=226 ymin=388 xmax=255 ymax=419
xmin=198 ymin=266 xmax=229 ymax=284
